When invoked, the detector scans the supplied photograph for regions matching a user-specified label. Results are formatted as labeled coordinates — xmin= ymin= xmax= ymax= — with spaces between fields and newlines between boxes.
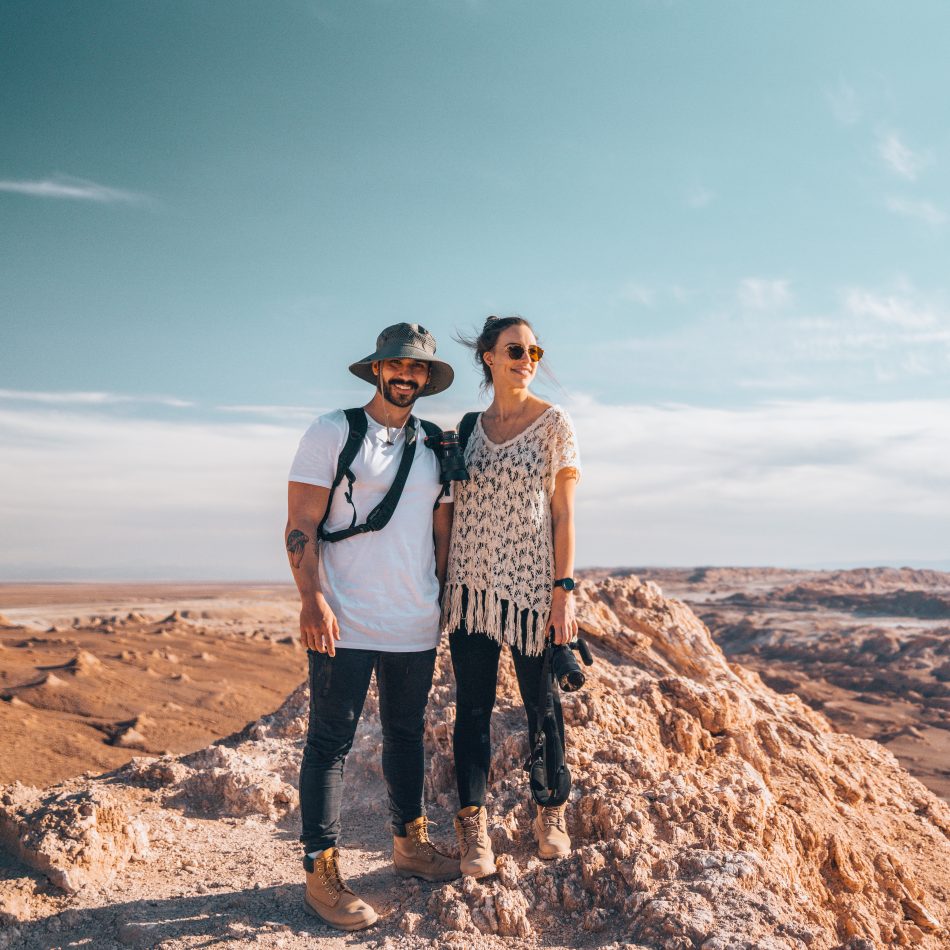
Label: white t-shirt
xmin=288 ymin=409 xmax=448 ymax=652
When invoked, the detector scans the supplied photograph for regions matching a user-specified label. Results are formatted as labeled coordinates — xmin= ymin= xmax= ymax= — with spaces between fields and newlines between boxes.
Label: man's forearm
xmin=285 ymin=522 xmax=324 ymax=602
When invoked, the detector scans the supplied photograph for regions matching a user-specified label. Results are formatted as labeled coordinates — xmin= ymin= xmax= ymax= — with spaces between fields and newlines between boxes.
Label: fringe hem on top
xmin=441 ymin=582 xmax=547 ymax=657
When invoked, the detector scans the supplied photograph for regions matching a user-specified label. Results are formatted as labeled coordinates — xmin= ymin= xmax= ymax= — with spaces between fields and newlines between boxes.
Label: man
xmin=285 ymin=323 xmax=460 ymax=931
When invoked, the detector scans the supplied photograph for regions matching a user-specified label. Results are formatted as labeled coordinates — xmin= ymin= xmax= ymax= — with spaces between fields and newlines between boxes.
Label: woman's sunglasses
xmin=504 ymin=343 xmax=544 ymax=363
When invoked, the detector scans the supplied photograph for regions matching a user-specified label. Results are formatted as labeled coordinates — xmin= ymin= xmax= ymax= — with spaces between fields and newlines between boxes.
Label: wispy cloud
xmin=826 ymin=79 xmax=861 ymax=126
xmin=597 ymin=277 xmax=950 ymax=395
xmin=877 ymin=132 xmax=931 ymax=181
xmin=216 ymin=403 xmax=322 ymax=421
xmin=0 ymin=175 xmax=150 ymax=205
xmin=737 ymin=278 xmax=791 ymax=311
xmin=685 ymin=182 xmax=715 ymax=209
xmin=616 ymin=281 xmax=655 ymax=307
xmin=0 ymin=389 xmax=192 ymax=408
xmin=843 ymin=285 xmax=939 ymax=329
xmin=884 ymin=196 xmax=946 ymax=227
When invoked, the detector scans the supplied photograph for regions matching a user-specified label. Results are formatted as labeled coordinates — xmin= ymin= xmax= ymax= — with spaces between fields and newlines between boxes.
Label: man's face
xmin=374 ymin=358 xmax=430 ymax=407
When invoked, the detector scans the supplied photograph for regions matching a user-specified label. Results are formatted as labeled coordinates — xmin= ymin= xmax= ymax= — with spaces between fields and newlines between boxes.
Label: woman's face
xmin=486 ymin=324 xmax=539 ymax=391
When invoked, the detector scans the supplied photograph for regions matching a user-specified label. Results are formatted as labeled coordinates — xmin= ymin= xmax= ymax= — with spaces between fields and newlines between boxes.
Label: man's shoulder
xmin=301 ymin=408 xmax=350 ymax=437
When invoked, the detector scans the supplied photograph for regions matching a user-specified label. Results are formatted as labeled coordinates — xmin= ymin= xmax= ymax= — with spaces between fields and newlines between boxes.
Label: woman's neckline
xmin=477 ymin=405 xmax=557 ymax=449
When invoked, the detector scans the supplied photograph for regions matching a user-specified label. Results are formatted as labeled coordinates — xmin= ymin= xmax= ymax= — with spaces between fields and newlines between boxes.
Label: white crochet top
xmin=441 ymin=405 xmax=580 ymax=655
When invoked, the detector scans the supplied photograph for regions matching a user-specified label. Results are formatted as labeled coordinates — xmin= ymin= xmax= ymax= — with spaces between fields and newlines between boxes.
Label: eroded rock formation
xmin=2 ymin=577 xmax=948 ymax=949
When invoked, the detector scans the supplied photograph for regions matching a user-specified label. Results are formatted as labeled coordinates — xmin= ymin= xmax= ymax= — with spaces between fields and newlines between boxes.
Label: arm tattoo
xmin=286 ymin=529 xmax=311 ymax=570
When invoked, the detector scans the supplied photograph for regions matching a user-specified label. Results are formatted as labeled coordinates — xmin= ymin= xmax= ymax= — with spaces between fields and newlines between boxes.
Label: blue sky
xmin=2 ymin=1 xmax=949 ymax=579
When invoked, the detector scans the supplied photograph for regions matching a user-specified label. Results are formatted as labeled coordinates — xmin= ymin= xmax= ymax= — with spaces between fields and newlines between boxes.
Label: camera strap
xmin=527 ymin=637 xmax=572 ymax=807
xmin=318 ymin=409 xmax=442 ymax=544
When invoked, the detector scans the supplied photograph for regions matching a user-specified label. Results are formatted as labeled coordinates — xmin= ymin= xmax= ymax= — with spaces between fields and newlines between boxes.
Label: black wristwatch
xmin=553 ymin=577 xmax=576 ymax=592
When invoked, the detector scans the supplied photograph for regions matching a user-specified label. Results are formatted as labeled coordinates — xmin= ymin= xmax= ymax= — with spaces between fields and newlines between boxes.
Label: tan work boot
xmin=303 ymin=847 xmax=378 ymax=931
xmin=393 ymin=816 xmax=461 ymax=882
xmin=533 ymin=803 xmax=571 ymax=858
xmin=454 ymin=805 xmax=496 ymax=878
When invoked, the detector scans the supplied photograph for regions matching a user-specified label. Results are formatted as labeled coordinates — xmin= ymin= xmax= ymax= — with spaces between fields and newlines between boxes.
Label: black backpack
xmin=457 ymin=411 xmax=480 ymax=454
xmin=317 ymin=408 xmax=444 ymax=544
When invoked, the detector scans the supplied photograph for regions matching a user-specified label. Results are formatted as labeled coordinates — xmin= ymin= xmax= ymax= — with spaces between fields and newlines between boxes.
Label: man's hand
xmin=546 ymin=588 xmax=578 ymax=646
xmin=300 ymin=594 xmax=340 ymax=655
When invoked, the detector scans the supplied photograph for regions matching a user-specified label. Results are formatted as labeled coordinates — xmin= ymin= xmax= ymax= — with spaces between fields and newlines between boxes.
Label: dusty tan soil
xmin=0 ymin=584 xmax=304 ymax=787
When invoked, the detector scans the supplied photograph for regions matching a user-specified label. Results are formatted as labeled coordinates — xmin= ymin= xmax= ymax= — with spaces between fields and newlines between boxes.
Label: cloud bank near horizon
xmin=1 ymin=393 xmax=947 ymax=580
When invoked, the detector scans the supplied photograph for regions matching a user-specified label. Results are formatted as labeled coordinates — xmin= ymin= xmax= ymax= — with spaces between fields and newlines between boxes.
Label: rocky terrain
xmin=594 ymin=568 xmax=950 ymax=801
xmin=2 ymin=577 xmax=949 ymax=948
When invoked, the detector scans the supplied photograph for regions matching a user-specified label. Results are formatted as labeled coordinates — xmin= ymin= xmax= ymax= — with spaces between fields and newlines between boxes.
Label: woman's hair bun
xmin=483 ymin=315 xmax=501 ymax=327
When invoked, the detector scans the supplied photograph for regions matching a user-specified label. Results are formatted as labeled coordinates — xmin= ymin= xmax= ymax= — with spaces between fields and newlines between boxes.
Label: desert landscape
xmin=2 ymin=573 xmax=949 ymax=948
xmin=591 ymin=567 xmax=950 ymax=802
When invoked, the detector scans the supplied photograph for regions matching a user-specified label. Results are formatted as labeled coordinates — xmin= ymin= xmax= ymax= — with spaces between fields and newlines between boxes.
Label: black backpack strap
xmin=318 ymin=413 xmax=421 ymax=543
xmin=458 ymin=412 xmax=480 ymax=453
xmin=419 ymin=419 xmax=443 ymax=445
xmin=527 ymin=638 xmax=572 ymax=807
xmin=419 ymin=419 xmax=449 ymax=507
xmin=317 ymin=408 xmax=366 ymax=542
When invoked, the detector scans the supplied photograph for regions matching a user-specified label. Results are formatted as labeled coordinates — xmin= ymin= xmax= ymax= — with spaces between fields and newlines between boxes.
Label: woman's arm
xmin=547 ymin=467 xmax=579 ymax=645
xmin=433 ymin=501 xmax=454 ymax=595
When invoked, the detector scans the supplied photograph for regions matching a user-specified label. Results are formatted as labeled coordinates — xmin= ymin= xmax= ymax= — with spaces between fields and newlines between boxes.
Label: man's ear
xmin=371 ymin=360 xmax=380 ymax=378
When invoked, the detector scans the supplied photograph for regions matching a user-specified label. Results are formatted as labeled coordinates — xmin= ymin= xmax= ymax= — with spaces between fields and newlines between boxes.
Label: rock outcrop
xmin=0 ymin=785 xmax=149 ymax=894
xmin=2 ymin=577 xmax=948 ymax=949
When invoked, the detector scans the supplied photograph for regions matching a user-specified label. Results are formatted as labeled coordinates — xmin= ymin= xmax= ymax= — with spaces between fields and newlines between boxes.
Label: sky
xmin=2 ymin=0 xmax=949 ymax=580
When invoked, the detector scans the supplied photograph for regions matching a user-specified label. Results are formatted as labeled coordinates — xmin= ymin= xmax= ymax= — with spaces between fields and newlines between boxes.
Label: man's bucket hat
xmin=349 ymin=323 xmax=454 ymax=397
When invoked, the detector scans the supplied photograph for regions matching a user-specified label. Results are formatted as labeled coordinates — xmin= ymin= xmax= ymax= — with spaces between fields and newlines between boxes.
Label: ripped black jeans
xmin=299 ymin=646 xmax=436 ymax=854
xmin=449 ymin=622 xmax=564 ymax=808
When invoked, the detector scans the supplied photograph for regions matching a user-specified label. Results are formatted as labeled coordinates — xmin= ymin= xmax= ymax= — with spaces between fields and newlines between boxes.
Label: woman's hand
xmin=300 ymin=593 xmax=340 ymax=655
xmin=547 ymin=587 xmax=578 ymax=646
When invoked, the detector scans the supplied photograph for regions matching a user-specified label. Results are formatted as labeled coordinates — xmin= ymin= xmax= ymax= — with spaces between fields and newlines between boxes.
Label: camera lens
xmin=551 ymin=644 xmax=585 ymax=692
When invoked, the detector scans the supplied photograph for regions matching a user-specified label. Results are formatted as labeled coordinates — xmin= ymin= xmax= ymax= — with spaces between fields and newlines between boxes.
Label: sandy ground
xmin=0 ymin=584 xmax=305 ymax=787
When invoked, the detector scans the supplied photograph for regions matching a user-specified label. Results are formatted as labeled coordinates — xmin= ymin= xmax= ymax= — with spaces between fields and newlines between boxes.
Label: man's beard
xmin=380 ymin=377 xmax=421 ymax=408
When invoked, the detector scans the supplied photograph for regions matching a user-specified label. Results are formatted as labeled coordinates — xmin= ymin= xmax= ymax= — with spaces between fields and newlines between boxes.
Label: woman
xmin=443 ymin=315 xmax=580 ymax=876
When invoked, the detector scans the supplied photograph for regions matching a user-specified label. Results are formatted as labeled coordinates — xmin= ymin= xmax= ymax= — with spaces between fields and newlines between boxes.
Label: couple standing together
xmin=285 ymin=316 xmax=580 ymax=930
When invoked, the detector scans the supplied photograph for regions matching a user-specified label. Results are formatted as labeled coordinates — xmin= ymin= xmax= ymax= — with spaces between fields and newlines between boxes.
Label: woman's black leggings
xmin=449 ymin=624 xmax=565 ymax=808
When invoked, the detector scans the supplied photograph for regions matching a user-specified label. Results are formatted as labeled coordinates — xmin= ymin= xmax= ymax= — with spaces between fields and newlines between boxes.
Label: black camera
xmin=551 ymin=637 xmax=594 ymax=692
xmin=427 ymin=429 xmax=469 ymax=482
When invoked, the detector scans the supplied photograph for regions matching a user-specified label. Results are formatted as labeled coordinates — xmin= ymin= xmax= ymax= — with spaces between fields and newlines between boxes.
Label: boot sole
xmin=303 ymin=895 xmax=378 ymax=931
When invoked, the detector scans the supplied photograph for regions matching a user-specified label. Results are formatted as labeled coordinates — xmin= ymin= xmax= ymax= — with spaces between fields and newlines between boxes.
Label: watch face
xmin=557 ymin=578 xmax=575 ymax=591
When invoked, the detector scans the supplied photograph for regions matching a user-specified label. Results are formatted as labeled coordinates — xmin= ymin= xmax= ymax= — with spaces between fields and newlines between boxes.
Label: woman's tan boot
xmin=393 ymin=816 xmax=461 ymax=881
xmin=454 ymin=805 xmax=496 ymax=878
xmin=303 ymin=847 xmax=378 ymax=931
xmin=533 ymin=804 xmax=570 ymax=859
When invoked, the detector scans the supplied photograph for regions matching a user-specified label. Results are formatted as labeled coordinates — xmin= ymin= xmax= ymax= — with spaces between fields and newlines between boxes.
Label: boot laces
xmin=457 ymin=814 xmax=484 ymax=856
xmin=408 ymin=817 xmax=443 ymax=856
xmin=541 ymin=806 xmax=566 ymax=831
xmin=319 ymin=851 xmax=353 ymax=895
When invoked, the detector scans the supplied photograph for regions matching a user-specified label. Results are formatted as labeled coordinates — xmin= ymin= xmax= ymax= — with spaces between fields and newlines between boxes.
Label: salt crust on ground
xmin=1 ymin=577 xmax=949 ymax=948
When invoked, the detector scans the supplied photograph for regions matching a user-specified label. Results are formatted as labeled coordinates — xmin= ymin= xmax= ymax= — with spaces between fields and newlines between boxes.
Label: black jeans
xmin=299 ymin=646 xmax=437 ymax=855
xmin=449 ymin=624 xmax=565 ymax=808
